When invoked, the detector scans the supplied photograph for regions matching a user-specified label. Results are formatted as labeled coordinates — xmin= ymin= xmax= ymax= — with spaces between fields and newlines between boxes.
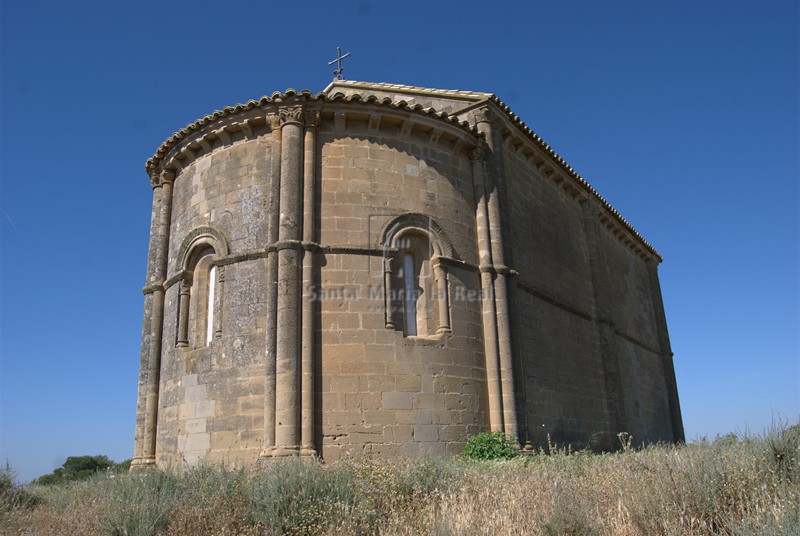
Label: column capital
xmin=150 ymin=169 xmax=175 ymax=189
xmin=473 ymin=106 xmax=493 ymax=125
xmin=179 ymin=279 xmax=192 ymax=295
xmin=383 ymin=256 xmax=394 ymax=273
xmin=280 ymin=107 xmax=304 ymax=127
xmin=304 ymin=110 xmax=321 ymax=129
xmin=581 ymin=199 xmax=601 ymax=219
xmin=267 ymin=113 xmax=281 ymax=131
xmin=468 ymin=146 xmax=486 ymax=163
xmin=473 ymin=107 xmax=494 ymax=150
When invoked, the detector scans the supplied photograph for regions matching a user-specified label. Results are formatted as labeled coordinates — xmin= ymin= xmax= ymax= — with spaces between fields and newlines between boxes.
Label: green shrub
xmin=33 ymin=455 xmax=116 ymax=485
xmin=463 ymin=431 xmax=519 ymax=460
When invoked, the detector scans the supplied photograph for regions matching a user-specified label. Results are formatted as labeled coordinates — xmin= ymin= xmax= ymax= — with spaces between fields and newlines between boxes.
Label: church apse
xmin=131 ymin=81 xmax=682 ymax=471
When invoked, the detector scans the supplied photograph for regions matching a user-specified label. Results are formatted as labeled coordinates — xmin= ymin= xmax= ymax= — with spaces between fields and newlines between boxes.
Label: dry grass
xmin=2 ymin=424 xmax=798 ymax=535
xmin=384 ymin=431 xmax=800 ymax=535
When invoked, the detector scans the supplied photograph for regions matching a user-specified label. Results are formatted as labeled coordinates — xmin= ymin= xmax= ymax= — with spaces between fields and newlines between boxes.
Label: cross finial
xmin=328 ymin=47 xmax=351 ymax=80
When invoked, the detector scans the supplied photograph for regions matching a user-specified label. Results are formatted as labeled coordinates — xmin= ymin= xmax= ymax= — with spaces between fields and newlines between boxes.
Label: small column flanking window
xmin=177 ymin=280 xmax=191 ymax=347
xmin=432 ymin=259 xmax=451 ymax=334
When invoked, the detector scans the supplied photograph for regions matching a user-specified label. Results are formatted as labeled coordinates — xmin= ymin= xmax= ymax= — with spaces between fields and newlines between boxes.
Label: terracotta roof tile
xmin=145 ymin=88 xmax=480 ymax=178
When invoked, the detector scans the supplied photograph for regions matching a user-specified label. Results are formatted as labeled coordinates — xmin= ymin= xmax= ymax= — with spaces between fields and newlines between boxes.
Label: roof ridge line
xmin=485 ymin=95 xmax=662 ymax=260
xmin=325 ymin=80 xmax=493 ymax=98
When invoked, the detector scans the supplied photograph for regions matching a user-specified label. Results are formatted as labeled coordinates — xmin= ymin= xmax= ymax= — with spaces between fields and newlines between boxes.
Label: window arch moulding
xmin=380 ymin=213 xmax=452 ymax=338
xmin=175 ymin=226 xmax=229 ymax=349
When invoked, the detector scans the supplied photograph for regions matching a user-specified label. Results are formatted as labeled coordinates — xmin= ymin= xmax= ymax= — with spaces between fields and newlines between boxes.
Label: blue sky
xmin=1 ymin=0 xmax=797 ymax=483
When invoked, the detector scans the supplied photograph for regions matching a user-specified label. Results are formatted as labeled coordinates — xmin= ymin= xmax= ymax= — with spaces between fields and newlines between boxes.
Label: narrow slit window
xmin=206 ymin=265 xmax=216 ymax=345
xmin=404 ymin=253 xmax=417 ymax=336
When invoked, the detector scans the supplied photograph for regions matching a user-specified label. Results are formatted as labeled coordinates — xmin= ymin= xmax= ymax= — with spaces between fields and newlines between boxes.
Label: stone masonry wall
xmin=502 ymin=141 xmax=676 ymax=446
xmin=598 ymin=229 xmax=673 ymax=442
xmin=315 ymin=127 xmax=486 ymax=460
xmin=502 ymin=148 xmax=612 ymax=446
xmin=155 ymin=136 xmax=274 ymax=468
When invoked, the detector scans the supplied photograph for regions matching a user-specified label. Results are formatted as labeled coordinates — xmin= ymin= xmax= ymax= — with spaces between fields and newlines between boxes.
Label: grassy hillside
xmin=2 ymin=425 xmax=798 ymax=535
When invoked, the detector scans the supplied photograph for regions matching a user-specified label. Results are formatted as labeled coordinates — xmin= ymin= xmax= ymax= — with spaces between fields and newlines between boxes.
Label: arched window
xmin=174 ymin=226 xmax=229 ymax=349
xmin=177 ymin=246 xmax=218 ymax=348
xmin=381 ymin=214 xmax=452 ymax=338
xmin=396 ymin=232 xmax=436 ymax=337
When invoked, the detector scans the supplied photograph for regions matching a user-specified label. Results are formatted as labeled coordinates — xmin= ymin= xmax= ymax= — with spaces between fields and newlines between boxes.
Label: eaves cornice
xmin=145 ymin=89 xmax=482 ymax=180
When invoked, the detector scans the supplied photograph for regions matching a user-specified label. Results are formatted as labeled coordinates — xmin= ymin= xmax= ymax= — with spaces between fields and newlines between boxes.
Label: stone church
xmin=131 ymin=80 xmax=683 ymax=470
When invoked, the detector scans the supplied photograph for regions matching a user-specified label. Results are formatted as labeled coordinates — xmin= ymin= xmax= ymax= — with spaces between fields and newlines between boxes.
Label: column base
xmin=259 ymin=446 xmax=317 ymax=461
xmin=259 ymin=445 xmax=300 ymax=458
xmin=129 ymin=456 xmax=157 ymax=472
xmin=300 ymin=446 xmax=318 ymax=458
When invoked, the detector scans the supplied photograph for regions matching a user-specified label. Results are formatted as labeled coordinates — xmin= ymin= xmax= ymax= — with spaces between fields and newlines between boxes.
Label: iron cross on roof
xmin=328 ymin=47 xmax=351 ymax=80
